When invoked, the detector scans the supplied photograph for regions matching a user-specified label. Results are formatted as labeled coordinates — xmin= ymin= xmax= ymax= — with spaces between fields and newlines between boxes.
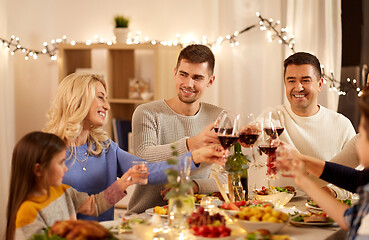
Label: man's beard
xmin=178 ymin=93 xmax=198 ymax=104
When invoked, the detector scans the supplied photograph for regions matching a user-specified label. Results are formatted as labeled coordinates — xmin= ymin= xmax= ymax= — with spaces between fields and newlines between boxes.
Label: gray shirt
xmin=128 ymin=100 xmax=224 ymax=213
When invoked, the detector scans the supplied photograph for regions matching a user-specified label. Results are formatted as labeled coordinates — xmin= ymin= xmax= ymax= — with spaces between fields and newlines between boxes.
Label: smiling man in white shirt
xmin=258 ymin=52 xmax=356 ymax=196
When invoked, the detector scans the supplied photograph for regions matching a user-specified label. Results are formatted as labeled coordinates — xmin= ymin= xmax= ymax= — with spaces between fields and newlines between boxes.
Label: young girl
xmin=277 ymin=87 xmax=369 ymax=239
xmin=6 ymin=131 xmax=148 ymax=240
xmin=43 ymin=73 xmax=225 ymax=221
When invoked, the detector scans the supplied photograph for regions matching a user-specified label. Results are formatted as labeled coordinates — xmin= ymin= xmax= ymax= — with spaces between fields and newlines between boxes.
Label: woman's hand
xmin=192 ymin=144 xmax=227 ymax=165
xmin=275 ymin=143 xmax=301 ymax=175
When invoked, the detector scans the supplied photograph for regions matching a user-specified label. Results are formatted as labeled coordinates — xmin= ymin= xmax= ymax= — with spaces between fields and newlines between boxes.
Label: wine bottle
xmin=225 ymin=142 xmax=250 ymax=201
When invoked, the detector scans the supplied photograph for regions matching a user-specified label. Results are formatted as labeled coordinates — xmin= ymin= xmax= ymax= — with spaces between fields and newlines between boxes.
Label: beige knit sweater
xmin=127 ymin=100 xmax=225 ymax=213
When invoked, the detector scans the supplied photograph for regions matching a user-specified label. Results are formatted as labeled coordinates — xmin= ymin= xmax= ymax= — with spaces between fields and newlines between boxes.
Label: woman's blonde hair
xmin=44 ymin=73 xmax=110 ymax=155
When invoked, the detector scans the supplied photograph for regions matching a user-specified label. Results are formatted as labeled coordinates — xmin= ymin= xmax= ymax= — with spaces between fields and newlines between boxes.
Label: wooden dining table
xmin=108 ymin=195 xmax=347 ymax=240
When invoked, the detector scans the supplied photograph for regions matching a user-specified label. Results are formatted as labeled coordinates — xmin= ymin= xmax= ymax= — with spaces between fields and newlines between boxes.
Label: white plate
xmin=289 ymin=219 xmax=334 ymax=227
xmin=145 ymin=207 xmax=168 ymax=218
xmin=305 ymin=203 xmax=323 ymax=213
xmin=293 ymin=190 xmax=305 ymax=198
xmin=100 ymin=219 xmax=125 ymax=233
xmin=275 ymin=207 xmax=303 ymax=216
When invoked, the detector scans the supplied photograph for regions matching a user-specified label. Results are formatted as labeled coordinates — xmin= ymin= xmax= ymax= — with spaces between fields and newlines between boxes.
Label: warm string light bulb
xmin=1 ymin=12 xmax=362 ymax=96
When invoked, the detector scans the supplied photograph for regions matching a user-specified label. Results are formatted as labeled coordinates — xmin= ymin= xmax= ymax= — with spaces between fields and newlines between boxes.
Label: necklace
xmin=73 ymin=151 xmax=89 ymax=171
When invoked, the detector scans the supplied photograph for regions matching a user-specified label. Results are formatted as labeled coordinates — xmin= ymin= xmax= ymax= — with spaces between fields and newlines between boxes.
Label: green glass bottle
xmin=225 ymin=142 xmax=249 ymax=200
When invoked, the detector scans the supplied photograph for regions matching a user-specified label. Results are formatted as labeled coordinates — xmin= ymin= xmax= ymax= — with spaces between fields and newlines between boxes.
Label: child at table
xmin=277 ymin=87 xmax=369 ymax=239
xmin=5 ymin=131 xmax=148 ymax=240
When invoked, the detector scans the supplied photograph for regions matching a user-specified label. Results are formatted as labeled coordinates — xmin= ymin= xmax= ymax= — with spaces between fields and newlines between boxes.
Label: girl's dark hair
xmin=6 ymin=132 xmax=66 ymax=240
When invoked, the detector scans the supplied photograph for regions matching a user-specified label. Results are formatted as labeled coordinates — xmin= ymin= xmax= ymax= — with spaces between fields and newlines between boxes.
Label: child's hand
xmin=118 ymin=166 xmax=149 ymax=190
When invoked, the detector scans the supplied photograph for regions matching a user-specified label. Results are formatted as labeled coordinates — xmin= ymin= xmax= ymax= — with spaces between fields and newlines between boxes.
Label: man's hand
xmin=186 ymin=122 xmax=219 ymax=150
xmin=192 ymin=144 xmax=227 ymax=165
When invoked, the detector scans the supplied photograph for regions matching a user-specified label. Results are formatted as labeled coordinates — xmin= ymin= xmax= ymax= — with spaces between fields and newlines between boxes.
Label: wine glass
xmin=217 ymin=112 xmax=240 ymax=156
xmin=239 ymin=113 xmax=262 ymax=168
xmin=259 ymin=111 xmax=280 ymax=180
xmin=274 ymin=110 xmax=285 ymax=137
xmin=214 ymin=110 xmax=228 ymax=133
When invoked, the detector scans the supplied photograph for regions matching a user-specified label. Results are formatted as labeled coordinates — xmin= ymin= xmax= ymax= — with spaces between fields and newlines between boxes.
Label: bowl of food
xmin=232 ymin=206 xmax=289 ymax=233
xmin=254 ymin=186 xmax=295 ymax=207
xmin=245 ymin=229 xmax=291 ymax=240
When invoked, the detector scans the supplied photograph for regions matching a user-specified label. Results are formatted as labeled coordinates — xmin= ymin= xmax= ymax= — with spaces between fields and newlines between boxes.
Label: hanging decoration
xmin=0 ymin=12 xmax=364 ymax=95
xmin=0 ymin=35 xmax=66 ymax=61
xmin=255 ymin=12 xmax=364 ymax=96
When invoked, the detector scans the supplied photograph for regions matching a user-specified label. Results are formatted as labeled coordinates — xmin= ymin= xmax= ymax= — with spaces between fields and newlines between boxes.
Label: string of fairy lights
xmin=0 ymin=12 xmax=365 ymax=96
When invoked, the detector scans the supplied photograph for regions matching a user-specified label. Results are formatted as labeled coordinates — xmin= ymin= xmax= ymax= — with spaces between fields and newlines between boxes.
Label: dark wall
xmin=338 ymin=0 xmax=366 ymax=132
xmin=341 ymin=0 xmax=363 ymax=66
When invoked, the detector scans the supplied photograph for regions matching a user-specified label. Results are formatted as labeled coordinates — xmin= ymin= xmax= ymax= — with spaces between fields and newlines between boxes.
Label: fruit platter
xmin=232 ymin=206 xmax=290 ymax=233
xmin=219 ymin=200 xmax=274 ymax=211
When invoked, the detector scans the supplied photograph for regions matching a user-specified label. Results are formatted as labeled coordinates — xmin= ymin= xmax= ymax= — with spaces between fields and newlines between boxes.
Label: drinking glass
xmin=258 ymin=112 xmax=280 ymax=179
xmin=132 ymin=161 xmax=148 ymax=184
xmin=217 ymin=112 xmax=240 ymax=155
xmin=274 ymin=110 xmax=285 ymax=137
xmin=239 ymin=113 xmax=262 ymax=168
xmin=177 ymin=155 xmax=192 ymax=182
xmin=214 ymin=110 xmax=228 ymax=133
xmin=275 ymin=144 xmax=295 ymax=176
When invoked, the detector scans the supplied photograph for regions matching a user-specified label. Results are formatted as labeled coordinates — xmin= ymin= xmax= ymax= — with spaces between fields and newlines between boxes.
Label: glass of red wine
xmin=214 ymin=110 xmax=228 ymax=133
xmin=259 ymin=112 xmax=280 ymax=179
xmin=239 ymin=113 xmax=262 ymax=168
xmin=217 ymin=112 xmax=240 ymax=157
xmin=274 ymin=110 xmax=285 ymax=137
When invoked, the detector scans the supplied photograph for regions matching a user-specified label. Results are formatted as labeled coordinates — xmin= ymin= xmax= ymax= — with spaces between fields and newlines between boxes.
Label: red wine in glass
xmin=258 ymin=145 xmax=278 ymax=177
xmin=276 ymin=127 xmax=284 ymax=136
xmin=239 ymin=133 xmax=260 ymax=145
xmin=258 ymin=145 xmax=278 ymax=155
xmin=218 ymin=135 xmax=239 ymax=149
xmin=263 ymin=128 xmax=278 ymax=139
xmin=214 ymin=127 xmax=234 ymax=134
xmin=218 ymin=128 xmax=233 ymax=135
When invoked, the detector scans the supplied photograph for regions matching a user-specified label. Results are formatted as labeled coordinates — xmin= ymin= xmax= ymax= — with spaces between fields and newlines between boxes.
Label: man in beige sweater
xmin=128 ymin=44 xmax=225 ymax=213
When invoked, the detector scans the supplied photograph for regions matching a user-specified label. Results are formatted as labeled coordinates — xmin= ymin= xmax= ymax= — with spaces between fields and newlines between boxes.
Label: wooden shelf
xmin=58 ymin=43 xmax=181 ymax=142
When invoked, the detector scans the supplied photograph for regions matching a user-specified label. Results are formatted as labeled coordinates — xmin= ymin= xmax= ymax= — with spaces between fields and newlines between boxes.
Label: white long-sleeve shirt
xmin=253 ymin=103 xmax=356 ymax=192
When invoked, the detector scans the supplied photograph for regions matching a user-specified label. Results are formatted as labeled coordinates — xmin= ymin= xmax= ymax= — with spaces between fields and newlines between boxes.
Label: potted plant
xmin=114 ymin=15 xmax=130 ymax=43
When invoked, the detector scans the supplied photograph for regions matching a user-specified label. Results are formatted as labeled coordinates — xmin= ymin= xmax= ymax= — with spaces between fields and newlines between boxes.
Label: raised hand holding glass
xmin=239 ymin=113 xmax=262 ymax=168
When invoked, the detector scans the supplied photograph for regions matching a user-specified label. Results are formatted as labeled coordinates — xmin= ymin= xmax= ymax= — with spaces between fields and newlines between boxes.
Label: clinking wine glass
xmin=274 ymin=110 xmax=285 ymax=137
xmin=259 ymin=112 xmax=280 ymax=180
xmin=239 ymin=113 xmax=262 ymax=168
xmin=214 ymin=110 xmax=228 ymax=133
xmin=217 ymin=112 xmax=240 ymax=158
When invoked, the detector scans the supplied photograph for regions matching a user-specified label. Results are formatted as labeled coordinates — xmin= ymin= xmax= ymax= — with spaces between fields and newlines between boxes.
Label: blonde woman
xmin=44 ymin=73 xmax=225 ymax=221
